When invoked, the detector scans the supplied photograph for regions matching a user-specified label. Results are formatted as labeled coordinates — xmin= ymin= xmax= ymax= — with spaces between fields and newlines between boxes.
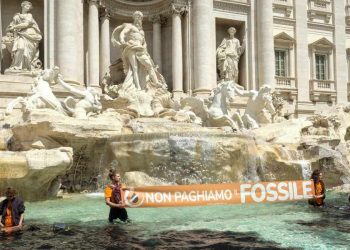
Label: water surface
xmin=1 ymin=192 xmax=349 ymax=249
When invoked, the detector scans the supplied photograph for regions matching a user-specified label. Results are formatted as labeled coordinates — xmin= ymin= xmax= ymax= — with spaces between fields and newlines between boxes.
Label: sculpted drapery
xmin=4 ymin=1 xmax=42 ymax=72
xmin=216 ymin=27 xmax=245 ymax=83
xmin=111 ymin=11 xmax=166 ymax=93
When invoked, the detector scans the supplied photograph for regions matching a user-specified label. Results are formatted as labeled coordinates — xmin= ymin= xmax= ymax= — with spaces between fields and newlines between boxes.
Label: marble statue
xmin=242 ymin=85 xmax=276 ymax=129
xmin=207 ymin=81 xmax=247 ymax=130
xmin=2 ymin=1 xmax=42 ymax=74
xmin=111 ymin=11 xmax=166 ymax=93
xmin=6 ymin=67 xmax=67 ymax=115
xmin=58 ymin=77 xmax=102 ymax=119
xmin=216 ymin=27 xmax=245 ymax=83
xmin=6 ymin=66 xmax=102 ymax=119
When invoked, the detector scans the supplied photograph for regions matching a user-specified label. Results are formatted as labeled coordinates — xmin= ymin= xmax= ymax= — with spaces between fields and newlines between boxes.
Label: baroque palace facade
xmin=1 ymin=0 xmax=350 ymax=116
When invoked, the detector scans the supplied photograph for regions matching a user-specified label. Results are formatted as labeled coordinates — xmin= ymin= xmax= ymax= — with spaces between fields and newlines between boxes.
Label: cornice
xmin=213 ymin=0 xmax=250 ymax=14
xmin=273 ymin=16 xmax=296 ymax=26
xmin=101 ymin=0 xmax=189 ymax=18
xmin=307 ymin=22 xmax=335 ymax=32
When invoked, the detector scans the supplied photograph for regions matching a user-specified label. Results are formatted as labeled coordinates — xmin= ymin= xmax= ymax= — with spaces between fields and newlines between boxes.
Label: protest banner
xmin=123 ymin=180 xmax=315 ymax=208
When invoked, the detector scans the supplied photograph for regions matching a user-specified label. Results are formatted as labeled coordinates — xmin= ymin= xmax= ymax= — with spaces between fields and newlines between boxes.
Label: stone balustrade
xmin=310 ymin=79 xmax=335 ymax=91
xmin=273 ymin=0 xmax=293 ymax=18
xmin=307 ymin=0 xmax=333 ymax=23
xmin=275 ymin=76 xmax=296 ymax=89
xmin=275 ymin=76 xmax=297 ymax=101
xmin=309 ymin=79 xmax=336 ymax=102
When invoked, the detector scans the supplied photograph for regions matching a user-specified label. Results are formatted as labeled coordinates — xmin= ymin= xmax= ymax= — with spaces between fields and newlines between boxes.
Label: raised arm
xmin=119 ymin=26 xmax=130 ymax=45
xmin=57 ymin=75 xmax=85 ymax=97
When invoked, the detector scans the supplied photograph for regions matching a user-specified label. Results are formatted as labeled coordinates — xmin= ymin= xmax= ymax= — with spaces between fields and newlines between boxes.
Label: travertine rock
xmin=124 ymin=171 xmax=172 ymax=187
xmin=0 ymin=147 xmax=73 ymax=201
xmin=9 ymin=109 xmax=125 ymax=150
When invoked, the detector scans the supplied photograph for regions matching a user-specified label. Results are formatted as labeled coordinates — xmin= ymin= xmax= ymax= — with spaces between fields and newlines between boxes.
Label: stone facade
xmin=1 ymin=0 xmax=350 ymax=116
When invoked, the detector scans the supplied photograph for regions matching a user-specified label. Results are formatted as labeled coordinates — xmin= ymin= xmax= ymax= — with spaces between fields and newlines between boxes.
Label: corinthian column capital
xmin=149 ymin=14 xmax=167 ymax=24
xmin=100 ymin=8 xmax=111 ymax=20
xmin=170 ymin=4 xmax=187 ymax=16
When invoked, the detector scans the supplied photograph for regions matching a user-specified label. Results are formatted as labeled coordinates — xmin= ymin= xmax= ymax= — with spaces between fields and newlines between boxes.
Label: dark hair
xmin=108 ymin=169 xmax=118 ymax=180
xmin=5 ymin=187 xmax=16 ymax=197
xmin=311 ymin=169 xmax=321 ymax=182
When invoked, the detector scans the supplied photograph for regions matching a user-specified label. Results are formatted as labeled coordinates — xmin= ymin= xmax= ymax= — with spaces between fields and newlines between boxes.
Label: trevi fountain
xmin=0 ymin=1 xmax=349 ymax=249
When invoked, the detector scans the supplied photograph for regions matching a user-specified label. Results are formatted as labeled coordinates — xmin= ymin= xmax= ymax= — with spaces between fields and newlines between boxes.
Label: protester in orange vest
xmin=104 ymin=169 xmax=129 ymax=223
xmin=308 ymin=169 xmax=326 ymax=207
xmin=0 ymin=187 xmax=25 ymax=232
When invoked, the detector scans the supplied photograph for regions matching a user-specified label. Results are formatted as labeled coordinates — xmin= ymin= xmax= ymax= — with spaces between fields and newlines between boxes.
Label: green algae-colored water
xmin=1 ymin=192 xmax=349 ymax=249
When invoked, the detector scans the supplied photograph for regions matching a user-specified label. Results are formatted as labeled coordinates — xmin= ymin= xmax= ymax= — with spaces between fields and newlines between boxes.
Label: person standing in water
xmin=0 ymin=187 xmax=25 ymax=232
xmin=309 ymin=170 xmax=326 ymax=207
xmin=104 ymin=170 xmax=129 ymax=223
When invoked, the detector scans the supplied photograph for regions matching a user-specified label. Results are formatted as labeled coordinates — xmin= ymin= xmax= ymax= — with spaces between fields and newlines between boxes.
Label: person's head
xmin=311 ymin=169 xmax=323 ymax=182
xmin=227 ymin=27 xmax=236 ymax=37
xmin=133 ymin=11 xmax=143 ymax=27
xmin=21 ymin=1 xmax=33 ymax=13
xmin=108 ymin=169 xmax=121 ymax=183
xmin=5 ymin=187 xmax=16 ymax=201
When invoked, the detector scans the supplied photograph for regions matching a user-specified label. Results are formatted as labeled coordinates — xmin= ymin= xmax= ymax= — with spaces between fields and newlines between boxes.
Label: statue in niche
xmin=216 ymin=27 xmax=245 ymax=83
xmin=111 ymin=11 xmax=166 ymax=93
xmin=2 ymin=1 xmax=42 ymax=74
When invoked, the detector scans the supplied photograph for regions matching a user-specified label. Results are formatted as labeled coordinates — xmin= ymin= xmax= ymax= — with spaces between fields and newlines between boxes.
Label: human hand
xmin=0 ymin=222 xmax=4 ymax=228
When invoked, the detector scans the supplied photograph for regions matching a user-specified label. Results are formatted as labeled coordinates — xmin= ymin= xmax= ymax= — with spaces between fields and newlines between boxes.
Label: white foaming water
xmin=297 ymin=160 xmax=312 ymax=179
xmin=84 ymin=192 xmax=104 ymax=198
xmin=278 ymin=146 xmax=292 ymax=161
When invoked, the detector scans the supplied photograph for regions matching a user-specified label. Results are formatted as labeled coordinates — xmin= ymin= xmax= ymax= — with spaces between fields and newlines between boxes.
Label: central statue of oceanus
xmin=111 ymin=11 xmax=166 ymax=93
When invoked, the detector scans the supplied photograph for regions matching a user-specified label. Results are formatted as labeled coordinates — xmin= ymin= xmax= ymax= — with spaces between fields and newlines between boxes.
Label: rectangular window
xmin=315 ymin=54 xmax=327 ymax=80
xmin=275 ymin=50 xmax=287 ymax=77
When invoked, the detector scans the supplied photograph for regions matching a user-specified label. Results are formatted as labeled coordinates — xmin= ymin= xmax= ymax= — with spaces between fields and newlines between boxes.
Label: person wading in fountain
xmin=0 ymin=187 xmax=25 ymax=232
xmin=104 ymin=170 xmax=129 ymax=223
xmin=308 ymin=170 xmax=326 ymax=207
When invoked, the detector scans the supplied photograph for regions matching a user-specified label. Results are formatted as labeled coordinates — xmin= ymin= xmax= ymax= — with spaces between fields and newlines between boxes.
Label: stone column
xmin=44 ymin=0 xmax=55 ymax=69
xmin=0 ymin=0 xmax=2 ymax=72
xmin=183 ymin=5 xmax=191 ymax=95
xmin=295 ymin=0 xmax=310 ymax=103
xmin=88 ymin=0 xmax=100 ymax=87
xmin=256 ymin=0 xmax=275 ymax=88
xmin=55 ymin=0 xmax=84 ymax=85
xmin=172 ymin=5 xmax=184 ymax=98
xmin=100 ymin=9 xmax=111 ymax=81
xmin=334 ymin=0 xmax=348 ymax=103
xmin=151 ymin=15 xmax=162 ymax=72
xmin=192 ymin=0 xmax=216 ymax=96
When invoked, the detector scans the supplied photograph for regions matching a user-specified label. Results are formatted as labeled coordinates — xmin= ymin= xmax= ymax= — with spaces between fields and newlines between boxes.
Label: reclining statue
xmin=6 ymin=67 xmax=102 ymax=119
xmin=58 ymin=77 xmax=102 ymax=119
xmin=6 ymin=67 xmax=67 ymax=115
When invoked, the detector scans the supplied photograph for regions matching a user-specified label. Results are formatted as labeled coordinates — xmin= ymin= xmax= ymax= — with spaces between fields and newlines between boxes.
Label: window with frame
xmin=315 ymin=54 xmax=327 ymax=80
xmin=275 ymin=50 xmax=287 ymax=76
